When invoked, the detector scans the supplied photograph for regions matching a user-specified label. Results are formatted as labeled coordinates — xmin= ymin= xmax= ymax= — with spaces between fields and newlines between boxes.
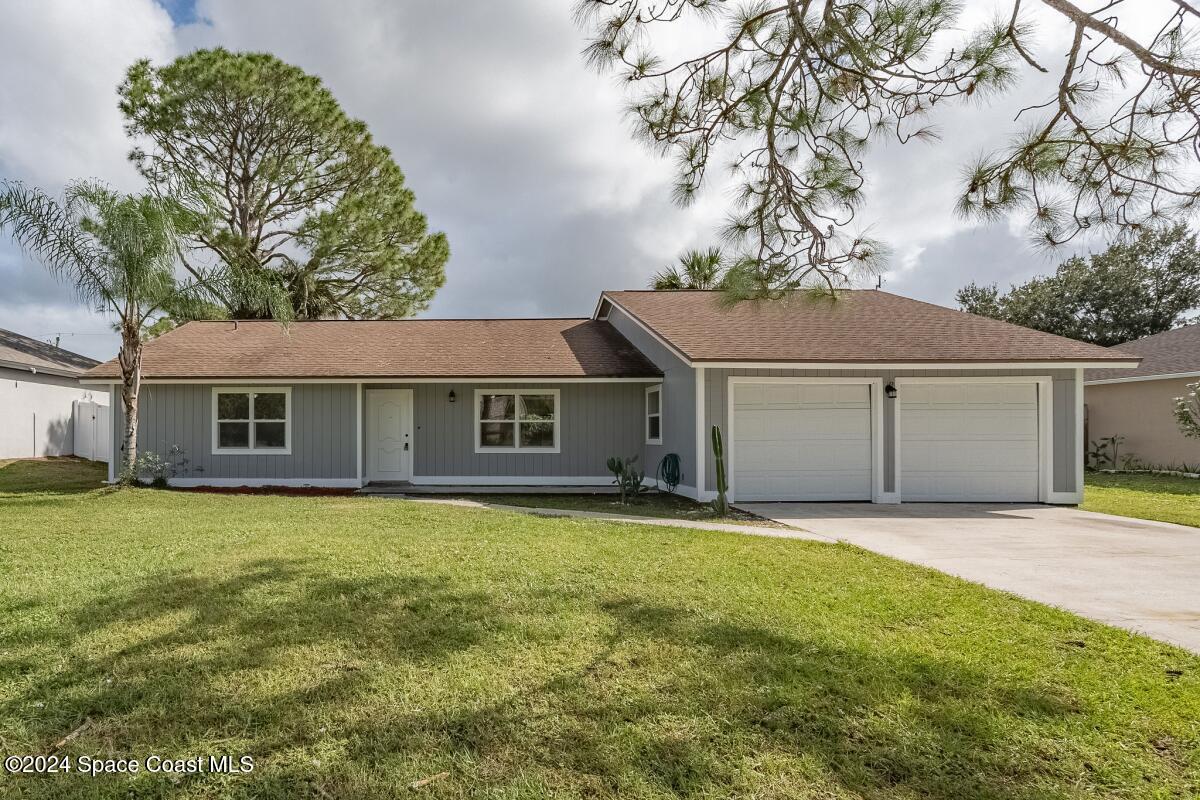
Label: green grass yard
xmin=1083 ymin=472 xmax=1200 ymax=528
xmin=1 ymin=458 xmax=1198 ymax=798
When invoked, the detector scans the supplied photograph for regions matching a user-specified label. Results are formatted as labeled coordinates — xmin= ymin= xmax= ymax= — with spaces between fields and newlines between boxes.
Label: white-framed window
xmin=211 ymin=387 xmax=291 ymax=455
xmin=645 ymin=384 xmax=663 ymax=444
xmin=475 ymin=389 xmax=560 ymax=453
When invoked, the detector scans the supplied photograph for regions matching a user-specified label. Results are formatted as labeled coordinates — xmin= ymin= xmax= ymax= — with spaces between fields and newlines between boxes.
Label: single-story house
xmin=1 ymin=327 xmax=108 ymax=460
xmin=82 ymin=290 xmax=1138 ymax=503
xmin=1085 ymin=324 xmax=1200 ymax=468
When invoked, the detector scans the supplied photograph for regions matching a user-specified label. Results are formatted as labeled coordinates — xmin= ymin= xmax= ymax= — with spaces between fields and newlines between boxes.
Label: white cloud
xmin=1 ymin=0 xmax=1192 ymax=361
xmin=0 ymin=0 xmax=176 ymax=360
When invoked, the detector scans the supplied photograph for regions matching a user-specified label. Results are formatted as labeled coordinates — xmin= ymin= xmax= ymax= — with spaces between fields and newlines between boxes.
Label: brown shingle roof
xmin=0 ymin=328 xmax=98 ymax=376
xmin=83 ymin=319 xmax=661 ymax=380
xmin=604 ymin=289 xmax=1139 ymax=364
xmin=1086 ymin=324 xmax=1200 ymax=382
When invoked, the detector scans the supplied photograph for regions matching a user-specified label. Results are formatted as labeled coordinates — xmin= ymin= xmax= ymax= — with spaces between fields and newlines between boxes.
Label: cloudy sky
xmin=0 ymin=0 xmax=1107 ymax=360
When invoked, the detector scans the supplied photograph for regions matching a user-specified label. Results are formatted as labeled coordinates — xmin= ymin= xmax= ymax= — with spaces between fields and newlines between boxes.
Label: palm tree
xmin=651 ymin=247 xmax=726 ymax=290
xmin=0 ymin=180 xmax=200 ymax=481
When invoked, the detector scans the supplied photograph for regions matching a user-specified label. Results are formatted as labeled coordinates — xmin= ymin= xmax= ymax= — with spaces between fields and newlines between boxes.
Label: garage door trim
xmin=726 ymin=376 xmax=885 ymax=503
xmin=894 ymin=376 xmax=1052 ymax=503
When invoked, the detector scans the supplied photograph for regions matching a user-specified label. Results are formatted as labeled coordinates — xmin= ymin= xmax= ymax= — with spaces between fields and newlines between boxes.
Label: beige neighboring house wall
xmin=1086 ymin=377 xmax=1200 ymax=468
xmin=1085 ymin=323 xmax=1200 ymax=469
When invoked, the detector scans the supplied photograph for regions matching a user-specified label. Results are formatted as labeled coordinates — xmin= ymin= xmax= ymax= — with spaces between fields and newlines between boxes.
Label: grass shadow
xmin=370 ymin=597 xmax=1091 ymax=799
xmin=1 ymin=540 xmax=1191 ymax=797
xmin=0 ymin=457 xmax=108 ymax=496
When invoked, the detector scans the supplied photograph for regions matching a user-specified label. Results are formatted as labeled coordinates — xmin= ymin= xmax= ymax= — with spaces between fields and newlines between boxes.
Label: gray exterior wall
xmin=367 ymin=381 xmax=646 ymax=478
xmin=112 ymin=349 xmax=1080 ymax=498
xmin=119 ymin=379 xmax=650 ymax=483
xmin=118 ymin=383 xmax=359 ymax=481
xmin=702 ymin=367 xmax=1080 ymax=495
xmin=602 ymin=304 xmax=697 ymax=491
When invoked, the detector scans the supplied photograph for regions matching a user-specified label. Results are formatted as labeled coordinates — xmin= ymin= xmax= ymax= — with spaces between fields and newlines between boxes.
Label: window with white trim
xmin=476 ymin=389 xmax=559 ymax=452
xmin=212 ymin=388 xmax=291 ymax=454
xmin=645 ymin=384 xmax=663 ymax=444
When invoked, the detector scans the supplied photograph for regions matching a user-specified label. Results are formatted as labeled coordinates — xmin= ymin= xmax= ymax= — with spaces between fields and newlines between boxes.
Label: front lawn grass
xmin=0 ymin=456 xmax=107 ymax=494
xmin=1 ymin=459 xmax=1198 ymax=798
xmin=455 ymin=491 xmax=786 ymax=527
xmin=1083 ymin=471 xmax=1200 ymax=528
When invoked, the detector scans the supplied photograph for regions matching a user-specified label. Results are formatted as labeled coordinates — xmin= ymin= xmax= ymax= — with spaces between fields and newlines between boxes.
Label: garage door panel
xmin=907 ymin=410 xmax=1036 ymax=440
xmin=763 ymin=383 xmax=802 ymax=405
xmin=901 ymin=382 xmax=1040 ymax=502
xmin=737 ymin=382 xmax=766 ymax=406
xmin=903 ymin=384 xmax=933 ymax=405
xmin=738 ymin=382 xmax=871 ymax=410
xmin=736 ymin=469 xmax=872 ymax=502
xmin=737 ymin=409 xmax=871 ymax=440
xmin=737 ymin=438 xmax=870 ymax=470
xmin=972 ymin=410 xmax=1037 ymax=438
xmin=929 ymin=384 xmax=967 ymax=405
xmin=733 ymin=382 xmax=873 ymax=502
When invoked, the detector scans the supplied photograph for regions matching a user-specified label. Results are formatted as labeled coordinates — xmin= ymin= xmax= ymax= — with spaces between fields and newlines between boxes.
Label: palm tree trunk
xmin=117 ymin=321 xmax=143 ymax=481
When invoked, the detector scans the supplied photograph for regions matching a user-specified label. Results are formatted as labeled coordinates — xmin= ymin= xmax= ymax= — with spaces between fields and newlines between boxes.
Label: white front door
xmin=366 ymin=389 xmax=413 ymax=482
xmin=732 ymin=382 xmax=874 ymax=501
xmin=900 ymin=382 xmax=1040 ymax=501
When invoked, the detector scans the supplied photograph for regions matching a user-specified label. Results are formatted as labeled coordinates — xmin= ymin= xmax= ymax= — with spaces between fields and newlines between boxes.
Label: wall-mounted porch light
xmin=884 ymin=383 xmax=897 ymax=399
xmin=448 ymin=390 xmax=457 ymax=403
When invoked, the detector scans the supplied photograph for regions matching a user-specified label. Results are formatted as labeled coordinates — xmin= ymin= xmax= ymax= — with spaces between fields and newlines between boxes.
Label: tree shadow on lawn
xmin=414 ymin=599 xmax=1092 ymax=799
xmin=0 ymin=457 xmax=108 ymax=497
xmin=0 ymin=559 xmax=1152 ymax=798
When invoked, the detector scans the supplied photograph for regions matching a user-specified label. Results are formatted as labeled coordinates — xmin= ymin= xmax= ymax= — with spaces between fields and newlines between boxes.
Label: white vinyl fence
xmin=73 ymin=400 xmax=111 ymax=463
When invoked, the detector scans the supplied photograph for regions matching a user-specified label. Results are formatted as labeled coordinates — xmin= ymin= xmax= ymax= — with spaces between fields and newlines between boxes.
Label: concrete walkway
xmin=739 ymin=502 xmax=1200 ymax=653
xmin=365 ymin=493 xmax=832 ymax=541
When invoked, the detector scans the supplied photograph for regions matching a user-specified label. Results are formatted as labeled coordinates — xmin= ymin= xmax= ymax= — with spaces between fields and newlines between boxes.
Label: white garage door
xmin=732 ymin=382 xmax=873 ymax=501
xmin=901 ymin=382 xmax=1040 ymax=502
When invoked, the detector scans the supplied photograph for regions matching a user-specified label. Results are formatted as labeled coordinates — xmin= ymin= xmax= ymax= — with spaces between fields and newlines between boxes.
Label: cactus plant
xmin=711 ymin=425 xmax=729 ymax=515
xmin=607 ymin=454 xmax=646 ymax=504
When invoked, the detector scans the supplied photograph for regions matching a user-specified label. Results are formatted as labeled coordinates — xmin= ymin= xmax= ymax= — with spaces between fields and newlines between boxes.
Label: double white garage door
xmin=732 ymin=381 xmax=1040 ymax=502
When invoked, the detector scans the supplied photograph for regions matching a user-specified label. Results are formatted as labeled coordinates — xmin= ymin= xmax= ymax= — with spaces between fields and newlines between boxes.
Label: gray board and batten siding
xmin=114 ymin=380 xmax=651 ymax=483
xmin=705 ymin=367 xmax=1079 ymax=496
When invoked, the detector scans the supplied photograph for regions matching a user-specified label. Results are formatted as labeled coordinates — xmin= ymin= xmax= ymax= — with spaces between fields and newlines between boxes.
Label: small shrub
xmin=133 ymin=452 xmax=171 ymax=487
xmin=1087 ymin=435 xmax=1126 ymax=470
xmin=120 ymin=446 xmax=189 ymax=487
xmin=1176 ymin=381 xmax=1200 ymax=439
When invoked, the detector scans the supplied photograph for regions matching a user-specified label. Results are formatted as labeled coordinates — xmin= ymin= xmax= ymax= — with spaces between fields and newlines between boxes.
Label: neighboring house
xmin=81 ymin=290 xmax=1136 ymax=503
xmin=1085 ymin=324 xmax=1200 ymax=468
xmin=0 ymin=328 xmax=107 ymax=459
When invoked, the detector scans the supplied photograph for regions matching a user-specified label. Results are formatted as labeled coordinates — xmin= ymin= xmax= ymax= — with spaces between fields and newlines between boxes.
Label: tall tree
xmin=651 ymin=246 xmax=726 ymax=289
xmin=0 ymin=181 xmax=201 ymax=479
xmin=580 ymin=1 xmax=1200 ymax=298
xmin=956 ymin=224 xmax=1200 ymax=346
xmin=119 ymin=48 xmax=449 ymax=319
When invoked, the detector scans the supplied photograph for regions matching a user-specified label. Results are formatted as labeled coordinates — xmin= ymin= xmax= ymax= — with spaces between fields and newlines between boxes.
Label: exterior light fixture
xmin=885 ymin=383 xmax=897 ymax=399
xmin=448 ymin=390 xmax=456 ymax=403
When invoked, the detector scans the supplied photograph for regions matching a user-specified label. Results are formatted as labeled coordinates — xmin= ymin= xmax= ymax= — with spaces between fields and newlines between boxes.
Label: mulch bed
xmin=171 ymin=486 xmax=356 ymax=497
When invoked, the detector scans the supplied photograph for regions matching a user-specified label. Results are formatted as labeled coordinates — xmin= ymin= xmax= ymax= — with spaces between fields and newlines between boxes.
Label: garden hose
xmin=656 ymin=452 xmax=683 ymax=494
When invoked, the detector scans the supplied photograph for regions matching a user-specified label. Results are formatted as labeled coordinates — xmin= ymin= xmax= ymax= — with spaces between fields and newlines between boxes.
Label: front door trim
xmin=365 ymin=388 xmax=414 ymax=482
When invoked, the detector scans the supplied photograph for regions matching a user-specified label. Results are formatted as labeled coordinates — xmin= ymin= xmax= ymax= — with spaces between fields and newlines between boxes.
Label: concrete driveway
xmin=738 ymin=502 xmax=1200 ymax=652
